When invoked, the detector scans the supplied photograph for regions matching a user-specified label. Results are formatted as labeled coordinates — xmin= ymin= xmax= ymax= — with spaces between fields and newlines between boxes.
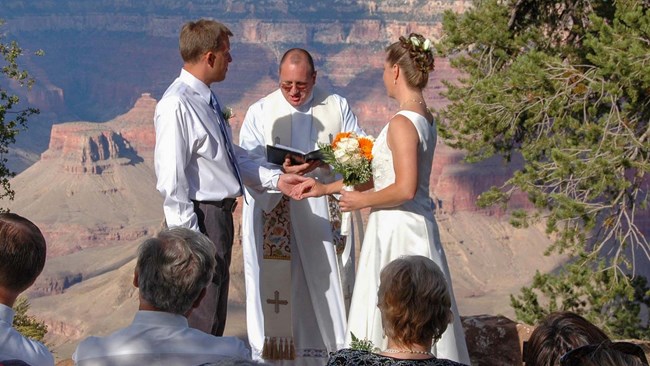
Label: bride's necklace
xmin=383 ymin=348 xmax=433 ymax=356
xmin=399 ymin=98 xmax=426 ymax=108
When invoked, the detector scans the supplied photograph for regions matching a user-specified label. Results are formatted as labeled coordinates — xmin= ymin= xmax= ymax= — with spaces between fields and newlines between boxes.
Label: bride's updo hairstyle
xmin=386 ymin=32 xmax=435 ymax=90
xmin=378 ymin=255 xmax=451 ymax=347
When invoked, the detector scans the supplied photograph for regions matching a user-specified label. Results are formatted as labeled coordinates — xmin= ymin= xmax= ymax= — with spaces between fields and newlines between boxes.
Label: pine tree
xmin=0 ymin=19 xmax=42 ymax=203
xmin=12 ymin=297 xmax=48 ymax=342
xmin=437 ymin=0 xmax=650 ymax=338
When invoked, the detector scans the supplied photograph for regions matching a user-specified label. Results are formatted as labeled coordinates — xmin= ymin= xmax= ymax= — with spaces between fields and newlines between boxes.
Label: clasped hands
xmin=278 ymin=175 xmax=363 ymax=212
xmin=276 ymin=174 xmax=317 ymax=200
xmin=277 ymin=156 xmax=324 ymax=200
xmin=277 ymin=157 xmax=364 ymax=211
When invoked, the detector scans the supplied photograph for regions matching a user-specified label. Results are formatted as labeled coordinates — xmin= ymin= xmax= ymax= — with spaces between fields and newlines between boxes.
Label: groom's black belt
xmin=192 ymin=198 xmax=238 ymax=212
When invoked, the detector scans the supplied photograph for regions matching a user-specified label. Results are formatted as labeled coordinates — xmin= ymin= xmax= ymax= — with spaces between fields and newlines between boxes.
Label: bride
xmin=295 ymin=33 xmax=471 ymax=364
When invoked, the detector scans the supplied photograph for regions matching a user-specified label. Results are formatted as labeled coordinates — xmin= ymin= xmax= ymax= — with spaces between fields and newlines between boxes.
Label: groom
xmin=154 ymin=19 xmax=308 ymax=337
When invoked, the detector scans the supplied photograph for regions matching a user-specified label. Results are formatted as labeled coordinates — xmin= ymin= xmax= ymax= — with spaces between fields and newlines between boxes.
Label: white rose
xmin=347 ymin=138 xmax=360 ymax=150
xmin=410 ymin=36 xmax=420 ymax=47
xmin=349 ymin=154 xmax=363 ymax=166
xmin=334 ymin=148 xmax=350 ymax=163
xmin=338 ymin=138 xmax=359 ymax=154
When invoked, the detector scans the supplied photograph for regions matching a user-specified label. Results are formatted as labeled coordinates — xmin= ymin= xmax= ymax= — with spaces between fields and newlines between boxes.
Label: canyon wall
xmin=4 ymin=0 xmax=462 ymax=128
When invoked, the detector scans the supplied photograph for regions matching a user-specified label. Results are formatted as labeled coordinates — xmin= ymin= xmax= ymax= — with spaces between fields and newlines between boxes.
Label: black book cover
xmin=266 ymin=144 xmax=324 ymax=165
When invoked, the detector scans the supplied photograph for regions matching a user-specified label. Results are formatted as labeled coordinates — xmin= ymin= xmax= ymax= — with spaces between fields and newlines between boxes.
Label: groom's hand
xmin=277 ymin=173 xmax=310 ymax=199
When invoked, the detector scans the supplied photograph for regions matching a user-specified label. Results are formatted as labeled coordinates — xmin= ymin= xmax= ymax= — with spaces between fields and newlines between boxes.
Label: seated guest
xmin=198 ymin=360 xmax=270 ymax=366
xmin=327 ymin=255 xmax=468 ymax=366
xmin=523 ymin=311 xmax=610 ymax=366
xmin=559 ymin=340 xmax=648 ymax=366
xmin=0 ymin=361 xmax=34 ymax=366
xmin=0 ymin=213 xmax=54 ymax=366
xmin=73 ymin=227 xmax=250 ymax=365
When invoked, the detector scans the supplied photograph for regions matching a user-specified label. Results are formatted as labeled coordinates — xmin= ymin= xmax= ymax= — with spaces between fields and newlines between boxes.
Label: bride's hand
xmin=339 ymin=189 xmax=365 ymax=212
xmin=291 ymin=178 xmax=327 ymax=199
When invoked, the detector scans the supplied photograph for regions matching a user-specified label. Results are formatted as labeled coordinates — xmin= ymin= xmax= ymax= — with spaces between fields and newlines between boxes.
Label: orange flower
xmin=358 ymin=137 xmax=373 ymax=160
xmin=332 ymin=132 xmax=352 ymax=148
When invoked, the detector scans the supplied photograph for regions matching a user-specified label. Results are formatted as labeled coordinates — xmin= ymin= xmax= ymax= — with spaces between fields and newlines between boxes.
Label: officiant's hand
xmin=339 ymin=189 xmax=365 ymax=211
xmin=282 ymin=157 xmax=321 ymax=175
xmin=277 ymin=173 xmax=310 ymax=199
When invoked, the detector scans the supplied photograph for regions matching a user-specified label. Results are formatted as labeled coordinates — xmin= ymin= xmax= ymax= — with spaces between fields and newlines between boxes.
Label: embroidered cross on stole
xmin=259 ymin=89 xmax=347 ymax=360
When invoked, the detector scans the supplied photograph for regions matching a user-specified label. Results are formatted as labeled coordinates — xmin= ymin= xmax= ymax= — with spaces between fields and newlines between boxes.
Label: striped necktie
xmin=210 ymin=92 xmax=245 ymax=197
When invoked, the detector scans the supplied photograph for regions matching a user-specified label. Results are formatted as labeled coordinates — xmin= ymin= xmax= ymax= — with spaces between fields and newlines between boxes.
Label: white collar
xmin=179 ymin=68 xmax=213 ymax=106
xmin=132 ymin=310 xmax=189 ymax=328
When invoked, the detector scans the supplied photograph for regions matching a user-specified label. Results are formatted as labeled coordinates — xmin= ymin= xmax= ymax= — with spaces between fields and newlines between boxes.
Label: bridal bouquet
xmin=319 ymin=132 xmax=374 ymax=235
xmin=319 ymin=132 xmax=374 ymax=186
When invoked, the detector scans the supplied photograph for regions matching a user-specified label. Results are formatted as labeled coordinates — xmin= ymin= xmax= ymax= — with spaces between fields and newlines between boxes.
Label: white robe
xmin=240 ymin=88 xmax=364 ymax=364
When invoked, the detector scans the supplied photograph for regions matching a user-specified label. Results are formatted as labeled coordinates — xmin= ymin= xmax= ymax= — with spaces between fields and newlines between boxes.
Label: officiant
xmin=239 ymin=48 xmax=365 ymax=365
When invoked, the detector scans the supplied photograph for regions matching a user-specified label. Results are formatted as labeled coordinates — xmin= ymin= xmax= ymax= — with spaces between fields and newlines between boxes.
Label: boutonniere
xmin=222 ymin=106 xmax=235 ymax=121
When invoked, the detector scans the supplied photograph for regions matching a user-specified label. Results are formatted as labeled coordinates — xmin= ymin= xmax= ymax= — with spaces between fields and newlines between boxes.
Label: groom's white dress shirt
xmin=154 ymin=69 xmax=281 ymax=231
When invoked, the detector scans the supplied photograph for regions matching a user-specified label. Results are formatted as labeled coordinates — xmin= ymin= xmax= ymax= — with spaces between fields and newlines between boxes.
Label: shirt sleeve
xmin=236 ymin=102 xmax=282 ymax=192
xmin=239 ymin=103 xmax=268 ymax=159
xmin=234 ymin=145 xmax=281 ymax=192
xmin=154 ymin=97 xmax=199 ymax=231
xmin=25 ymin=340 xmax=54 ymax=366
xmin=234 ymin=338 xmax=253 ymax=359
xmin=3 ymin=328 xmax=54 ymax=366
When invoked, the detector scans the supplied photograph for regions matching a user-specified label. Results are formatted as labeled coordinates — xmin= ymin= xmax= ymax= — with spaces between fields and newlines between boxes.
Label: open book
xmin=266 ymin=144 xmax=324 ymax=165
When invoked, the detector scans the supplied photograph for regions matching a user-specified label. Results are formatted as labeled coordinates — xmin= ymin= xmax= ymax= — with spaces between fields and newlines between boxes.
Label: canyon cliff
xmin=3 ymin=0 xmax=464 ymax=163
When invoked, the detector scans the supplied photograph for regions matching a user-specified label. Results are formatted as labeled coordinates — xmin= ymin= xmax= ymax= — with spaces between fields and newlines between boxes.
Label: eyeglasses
xmin=559 ymin=341 xmax=649 ymax=366
xmin=280 ymin=81 xmax=311 ymax=92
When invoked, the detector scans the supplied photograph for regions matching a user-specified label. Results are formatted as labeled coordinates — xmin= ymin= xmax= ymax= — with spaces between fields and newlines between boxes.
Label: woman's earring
xmin=393 ymin=79 xmax=396 ymax=85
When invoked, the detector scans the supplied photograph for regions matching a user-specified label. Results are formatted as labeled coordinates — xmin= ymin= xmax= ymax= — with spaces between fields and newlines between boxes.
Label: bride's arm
xmin=339 ymin=115 xmax=419 ymax=211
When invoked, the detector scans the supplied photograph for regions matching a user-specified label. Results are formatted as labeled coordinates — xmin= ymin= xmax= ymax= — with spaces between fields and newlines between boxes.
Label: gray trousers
xmin=192 ymin=198 xmax=237 ymax=336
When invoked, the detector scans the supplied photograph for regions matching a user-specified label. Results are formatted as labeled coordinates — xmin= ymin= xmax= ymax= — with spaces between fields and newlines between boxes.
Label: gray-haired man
xmin=73 ymin=227 xmax=250 ymax=365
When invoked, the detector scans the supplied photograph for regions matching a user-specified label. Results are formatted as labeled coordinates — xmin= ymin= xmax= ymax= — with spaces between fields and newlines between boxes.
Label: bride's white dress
xmin=346 ymin=110 xmax=471 ymax=364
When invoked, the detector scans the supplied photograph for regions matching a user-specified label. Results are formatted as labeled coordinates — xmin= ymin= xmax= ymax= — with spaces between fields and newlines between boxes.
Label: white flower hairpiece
xmin=423 ymin=38 xmax=432 ymax=51
xmin=410 ymin=36 xmax=432 ymax=52
xmin=400 ymin=33 xmax=435 ymax=73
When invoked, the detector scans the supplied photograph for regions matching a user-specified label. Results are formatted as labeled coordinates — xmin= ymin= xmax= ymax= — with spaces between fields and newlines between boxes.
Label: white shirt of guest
xmin=0 ymin=303 xmax=54 ymax=366
xmin=73 ymin=310 xmax=250 ymax=366
xmin=154 ymin=69 xmax=281 ymax=231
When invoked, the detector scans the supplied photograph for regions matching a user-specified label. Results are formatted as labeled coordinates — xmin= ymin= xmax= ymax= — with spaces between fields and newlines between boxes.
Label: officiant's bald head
xmin=278 ymin=48 xmax=317 ymax=108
